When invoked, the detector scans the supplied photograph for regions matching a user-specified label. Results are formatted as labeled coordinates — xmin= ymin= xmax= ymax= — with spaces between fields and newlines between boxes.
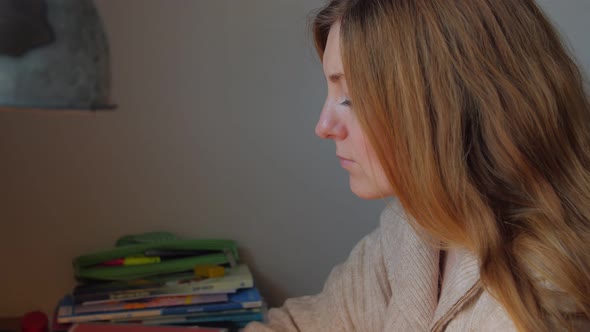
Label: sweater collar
xmin=429 ymin=249 xmax=481 ymax=331
xmin=381 ymin=201 xmax=482 ymax=331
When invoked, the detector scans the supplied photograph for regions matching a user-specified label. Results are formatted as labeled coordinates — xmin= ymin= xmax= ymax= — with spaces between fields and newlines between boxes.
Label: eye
xmin=340 ymin=99 xmax=352 ymax=107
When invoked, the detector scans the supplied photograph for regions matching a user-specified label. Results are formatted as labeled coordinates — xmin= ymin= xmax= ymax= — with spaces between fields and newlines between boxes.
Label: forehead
xmin=322 ymin=22 xmax=343 ymax=75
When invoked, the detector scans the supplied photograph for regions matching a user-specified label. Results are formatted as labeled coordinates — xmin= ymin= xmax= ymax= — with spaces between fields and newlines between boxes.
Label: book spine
xmin=58 ymin=299 xmax=261 ymax=323
xmin=161 ymin=302 xmax=242 ymax=315
xmin=185 ymin=312 xmax=264 ymax=324
xmin=143 ymin=311 xmax=264 ymax=326
xmin=58 ymin=309 xmax=163 ymax=324
xmin=163 ymin=280 xmax=253 ymax=295
xmin=74 ymin=279 xmax=252 ymax=304
xmin=74 ymin=289 xmax=156 ymax=304
xmin=74 ymin=293 xmax=229 ymax=314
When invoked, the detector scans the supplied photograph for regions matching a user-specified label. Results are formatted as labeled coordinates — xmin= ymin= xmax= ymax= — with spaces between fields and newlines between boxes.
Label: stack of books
xmin=54 ymin=247 xmax=265 ymax=331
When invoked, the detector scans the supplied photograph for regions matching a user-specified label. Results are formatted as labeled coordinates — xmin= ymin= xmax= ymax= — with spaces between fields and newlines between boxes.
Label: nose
xmin=315 ymin=102 xmax=347 ymax=140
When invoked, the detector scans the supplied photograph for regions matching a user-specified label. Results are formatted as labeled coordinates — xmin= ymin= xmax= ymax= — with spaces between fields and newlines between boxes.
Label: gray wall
xmin=539 ymin=0 xmax=590 ymax=75
xmin=0 ymin=0 xmax=588 ymax=316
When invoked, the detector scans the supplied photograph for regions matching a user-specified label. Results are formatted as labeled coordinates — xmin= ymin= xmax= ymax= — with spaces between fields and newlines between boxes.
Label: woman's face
xmin=316 ymin=22 xmax=393 ymax=199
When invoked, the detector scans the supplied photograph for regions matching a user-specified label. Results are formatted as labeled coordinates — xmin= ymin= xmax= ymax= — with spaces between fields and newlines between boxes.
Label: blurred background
xmin=0 ymin=0 xmax=588 ymax=316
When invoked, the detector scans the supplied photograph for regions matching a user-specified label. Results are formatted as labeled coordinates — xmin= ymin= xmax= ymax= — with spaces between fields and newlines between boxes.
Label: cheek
xmin=356 ymin=134 xmax=378 ymax=168
xmin=361 ymin=138 xmax=392 ymax=184
xmin=364 ymin=148 xmax=383 ymax=179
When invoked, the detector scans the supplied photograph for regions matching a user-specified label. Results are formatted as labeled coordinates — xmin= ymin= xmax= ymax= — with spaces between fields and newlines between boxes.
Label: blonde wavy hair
xmin=313 ymin=0 xmax=590 ymax=330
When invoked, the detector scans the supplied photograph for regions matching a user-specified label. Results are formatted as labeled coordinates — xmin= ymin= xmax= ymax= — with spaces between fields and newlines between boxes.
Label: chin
xmin=349 ymin=175 xmax=395 ymax=199
xmin=350 ymin=183 xmax=385 ymax=200
xmin=353 ymin=191 xmax=384 ymax=199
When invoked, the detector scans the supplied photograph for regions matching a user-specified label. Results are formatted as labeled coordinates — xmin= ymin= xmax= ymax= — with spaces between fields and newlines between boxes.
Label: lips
xmin=337 ymin=155 xmax=354 ymax=168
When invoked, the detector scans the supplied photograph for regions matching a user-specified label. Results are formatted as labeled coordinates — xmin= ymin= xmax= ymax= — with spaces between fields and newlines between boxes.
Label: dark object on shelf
xmin=0 ymin=0 xmax=115 ymax=111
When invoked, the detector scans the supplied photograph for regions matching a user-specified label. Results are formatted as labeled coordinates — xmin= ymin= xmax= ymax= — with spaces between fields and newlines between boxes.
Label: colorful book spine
xmin=139 ymin=309 xmax=264 ymax=326
xmin=58 ymin=288 xmax=262 ymax=324
xmin=114 ymin=309 xmax=260 ymax=324
xmin=74 ymin=265 xmax=253 ymax=304
xmin=75 ymin=293 xmax=228 ymax=314
xmin=68 ymin=323 xmax=227 ymax=332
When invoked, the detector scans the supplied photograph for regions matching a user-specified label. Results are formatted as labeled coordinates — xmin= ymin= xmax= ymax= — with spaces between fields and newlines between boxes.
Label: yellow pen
xmin=123 ymin=255 xmax=161 ymax=266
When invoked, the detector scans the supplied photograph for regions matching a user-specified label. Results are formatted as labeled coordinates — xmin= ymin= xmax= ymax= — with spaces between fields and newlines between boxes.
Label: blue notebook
xmin=58 ymin=288 xmax=263 ymax=324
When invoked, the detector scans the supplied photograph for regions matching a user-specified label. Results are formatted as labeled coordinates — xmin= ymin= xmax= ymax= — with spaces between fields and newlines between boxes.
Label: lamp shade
xmin=0 ymin=0 xmax=115 ymax=110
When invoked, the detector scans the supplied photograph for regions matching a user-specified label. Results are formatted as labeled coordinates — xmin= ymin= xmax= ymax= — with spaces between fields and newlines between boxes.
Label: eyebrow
xmin=328 ymin=72 xmax=345 ymax=82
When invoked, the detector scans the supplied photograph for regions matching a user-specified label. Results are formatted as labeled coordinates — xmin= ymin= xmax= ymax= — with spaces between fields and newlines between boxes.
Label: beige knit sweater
xmin=245 ymin=200 xmax=588 ymax=331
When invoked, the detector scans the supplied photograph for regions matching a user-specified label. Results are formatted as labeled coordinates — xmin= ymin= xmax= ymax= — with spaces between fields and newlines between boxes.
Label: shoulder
xmin=450 ymin=284 xmax=590 ymax=331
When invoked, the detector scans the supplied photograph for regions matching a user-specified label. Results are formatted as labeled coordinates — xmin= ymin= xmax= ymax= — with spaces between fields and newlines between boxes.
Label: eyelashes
xmin=340 ymin=99 xmax=352 ymax=107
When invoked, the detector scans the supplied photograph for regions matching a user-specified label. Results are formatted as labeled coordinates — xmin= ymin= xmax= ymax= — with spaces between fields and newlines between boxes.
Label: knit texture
xmin=245 ymin=201 xmax=587 ymax=331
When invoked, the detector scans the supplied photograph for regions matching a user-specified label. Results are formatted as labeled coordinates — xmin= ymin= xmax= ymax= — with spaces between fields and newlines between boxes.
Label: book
xmin=58 ymin=288 xmax=263 ymax=324
xmin=51 ymin=309 xmax=72 ymax=332
xmin=117 ymin=308 xmax=263 ymax=326
xmin=75 ymin=293 xmax=228 ymax=314
xmin=144 ymin=310 xmax=263 ymax=326
xmin=74 ymin=264 xmax=253 ymax=304
xmin=69 ymin=323 xmax=226 ymax=332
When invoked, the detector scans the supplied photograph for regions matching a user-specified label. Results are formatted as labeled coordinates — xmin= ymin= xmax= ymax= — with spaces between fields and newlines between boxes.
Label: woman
xmin=246 ymin=0 xmax=590 ymax=331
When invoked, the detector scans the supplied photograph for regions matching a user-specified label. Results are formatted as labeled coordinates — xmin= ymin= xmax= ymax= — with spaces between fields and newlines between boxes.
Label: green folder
xmin=72 ymin=232 xmax=238 ymax=281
